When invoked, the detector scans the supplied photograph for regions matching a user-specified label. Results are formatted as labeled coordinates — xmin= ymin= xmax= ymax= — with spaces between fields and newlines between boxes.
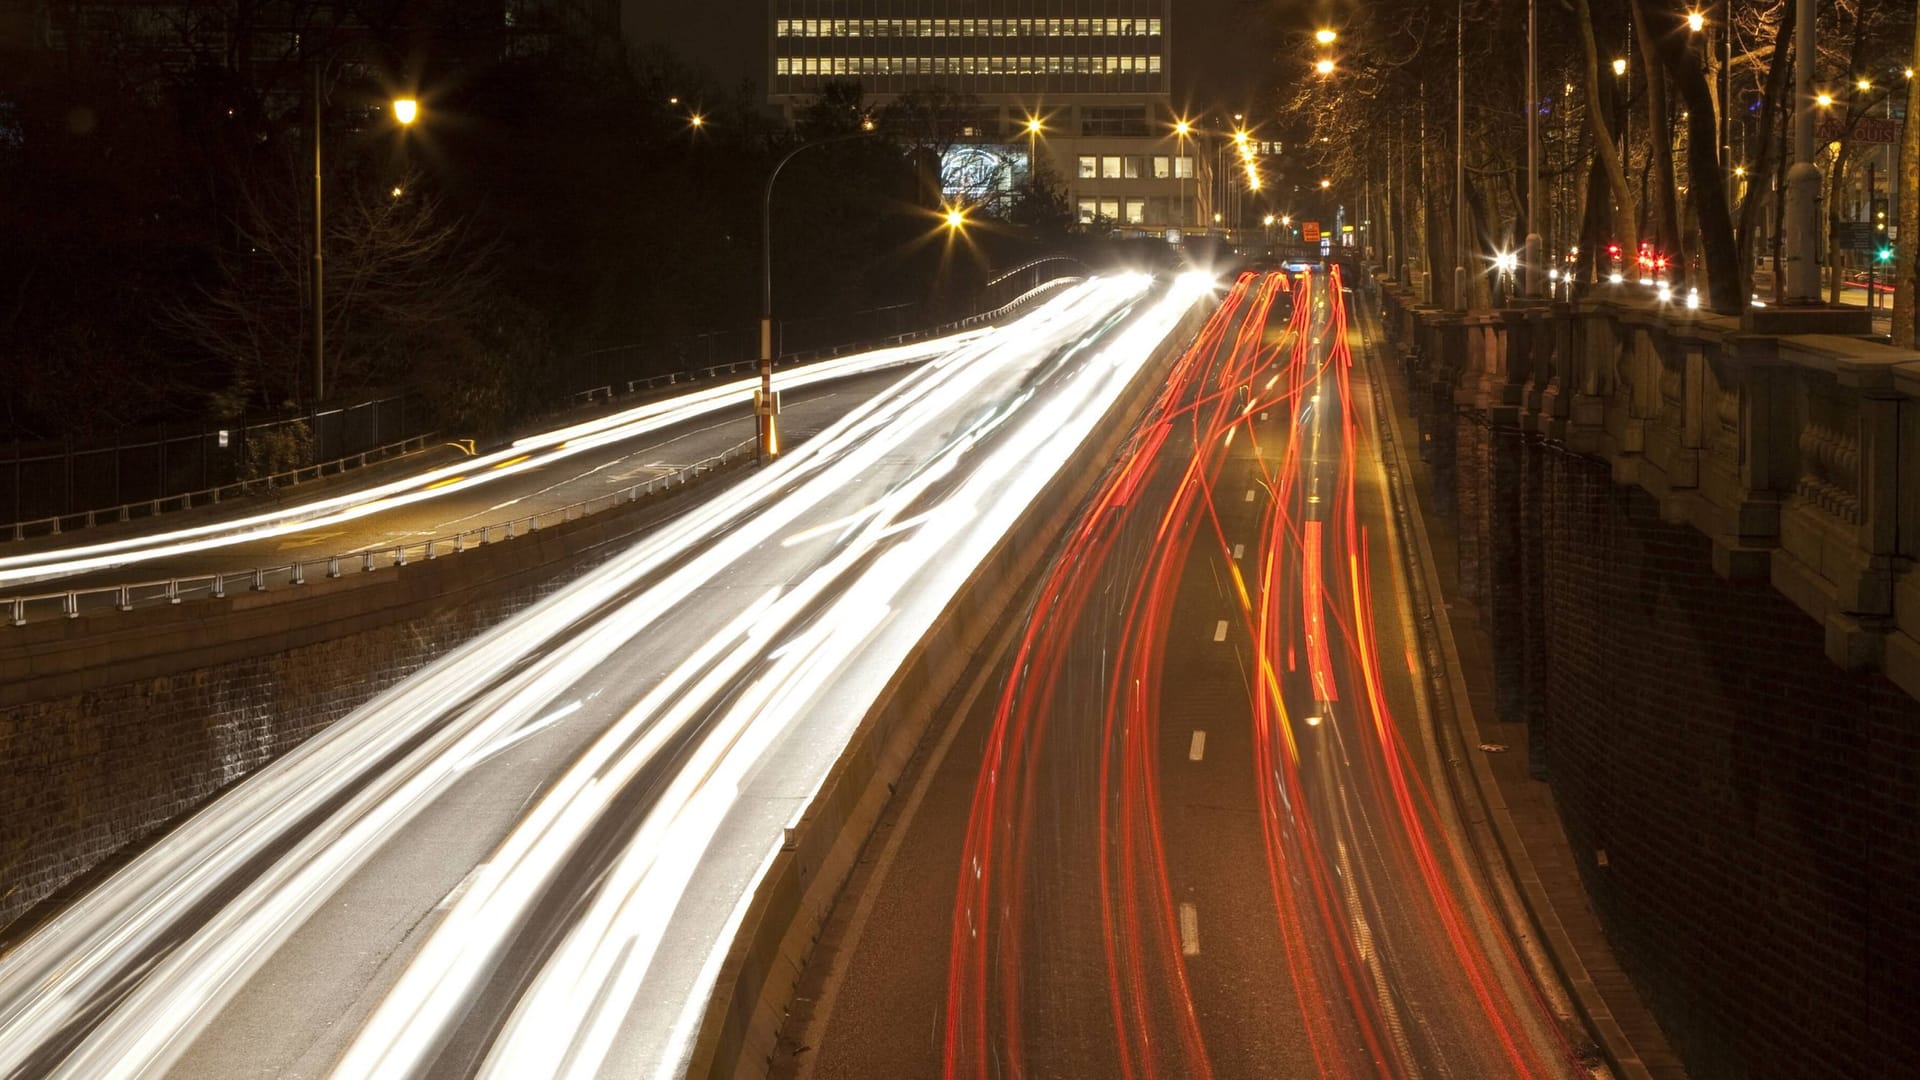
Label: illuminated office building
xmin=768 ymin=1 xmax=1203 ymax=233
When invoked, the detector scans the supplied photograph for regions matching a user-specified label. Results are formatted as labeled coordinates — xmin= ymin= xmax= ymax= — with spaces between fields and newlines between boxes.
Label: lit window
xmin=1174 ymin=156 xmax=1194 ymax=179
xmin=1152 ymin=156 xmax=1171 ymax=179
xmin=1100 ymin=198 xmax=1120 ymax=220
xmin=1125 ymin=198 xmax=1147 ymax=224
xmin=1123 ymin=156 xmax=1142 ymax=179
xmin=1078 ymin=198 xmax=1098 ymax=223
xmin=1101 ymin=155 xmax=1122 ymax=179
xmin=1078 ymin=155 xmax=1098 ymax=179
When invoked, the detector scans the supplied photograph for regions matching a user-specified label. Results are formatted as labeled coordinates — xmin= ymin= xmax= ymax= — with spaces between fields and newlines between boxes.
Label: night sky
xmin=628 ymin=1 xmax=1290 ymax=120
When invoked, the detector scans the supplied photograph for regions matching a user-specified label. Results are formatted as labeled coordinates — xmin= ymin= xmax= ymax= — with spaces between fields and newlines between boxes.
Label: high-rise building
xmin=768 ymin=1 xmax=1213 ymax=234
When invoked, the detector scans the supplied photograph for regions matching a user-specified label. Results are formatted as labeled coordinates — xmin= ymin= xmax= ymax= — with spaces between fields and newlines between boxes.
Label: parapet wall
xmin=1377 ymin=282 xmax=1920 ymax=1080
xmin=0 ymin=467 xmax=746 ymax=939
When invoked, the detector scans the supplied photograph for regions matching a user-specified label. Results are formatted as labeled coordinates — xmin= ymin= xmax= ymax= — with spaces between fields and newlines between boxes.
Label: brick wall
xmin=1448 ymin=421 xmax=1920 ymax=1078
xmin=0 ymin=582 xmax=545 ymax=931
xmin=0 ymin=468 xmax=746 ymax=939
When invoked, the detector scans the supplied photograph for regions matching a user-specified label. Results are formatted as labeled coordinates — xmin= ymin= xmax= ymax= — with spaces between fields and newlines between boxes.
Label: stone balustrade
xmin=1379 ymin=282 xmax=1919 ymax=698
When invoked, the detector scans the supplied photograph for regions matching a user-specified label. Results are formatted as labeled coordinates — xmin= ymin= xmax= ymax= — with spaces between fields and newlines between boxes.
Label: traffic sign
xmin=1302 ymin=221 xmax=1321 ymax=244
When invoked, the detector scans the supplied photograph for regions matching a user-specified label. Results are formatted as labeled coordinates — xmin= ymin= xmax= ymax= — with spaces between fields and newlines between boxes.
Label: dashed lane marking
xmin=1213 ymin=620 xmax=1229 ymax=642
xmin=1179 ymin=903 xmax=1201 ymax=956
xmin=1189 ymin=730 xmax=1207 ymax=761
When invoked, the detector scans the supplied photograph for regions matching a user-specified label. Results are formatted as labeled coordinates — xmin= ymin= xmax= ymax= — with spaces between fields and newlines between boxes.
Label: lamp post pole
xmin=761 ymin=128 xmax=877 ymax=459
xmin=312 ymin=62 xmax=326 ymax=407
xmin=1785 ymin=0 xmax=1820 ymax=301
xmin=1454 ymin=0 xmax=1468 ymax=311
xmin=1524 ymin=0 xmax=1543 ymax=297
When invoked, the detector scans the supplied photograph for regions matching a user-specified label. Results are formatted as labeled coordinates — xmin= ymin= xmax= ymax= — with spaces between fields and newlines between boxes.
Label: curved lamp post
xmin=759 ymin=124 xmax=878 ymax=459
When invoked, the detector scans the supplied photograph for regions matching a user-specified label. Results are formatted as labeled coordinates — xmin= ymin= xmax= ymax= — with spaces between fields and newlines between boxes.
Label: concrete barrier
xmin=682 ymin=297 xmax=1211 ymax=1079
xmin=0 ymin=457 xmax=755 ymax=937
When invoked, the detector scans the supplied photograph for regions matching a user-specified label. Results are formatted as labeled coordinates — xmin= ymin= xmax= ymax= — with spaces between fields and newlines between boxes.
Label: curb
xmin=1357 ymin=284 xmax=1657 ymax=1080
xmin=683 ymin=297 xmax=1210 ymax=1080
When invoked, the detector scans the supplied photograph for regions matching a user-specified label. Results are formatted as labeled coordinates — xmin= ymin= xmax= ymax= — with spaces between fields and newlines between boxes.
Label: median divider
xmin=684 ymin=294 xmax=1212 ymax=1079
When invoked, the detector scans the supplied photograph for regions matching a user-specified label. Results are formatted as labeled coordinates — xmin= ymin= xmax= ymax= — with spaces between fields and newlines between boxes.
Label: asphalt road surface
xmin=776 ymin=269 xmax=1594 ymax=1080
xmin=0 ymin=272 xmax=1213 ymax=1080
xmin=0 ymin=334 xmax=984 ymax=607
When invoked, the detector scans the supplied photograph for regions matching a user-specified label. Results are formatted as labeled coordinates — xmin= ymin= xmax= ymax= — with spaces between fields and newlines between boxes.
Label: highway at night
xmin=0 ymin=332 xmax=997 ymax=604
xmin=779 ymin=269 xmax=1593 ymax=1079
xmin=0 ymin=273 xmax=1211 ymax=1080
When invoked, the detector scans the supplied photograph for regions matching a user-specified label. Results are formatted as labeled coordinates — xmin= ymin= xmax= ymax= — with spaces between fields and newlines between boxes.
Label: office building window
xmin=1174 ymin=156 xmax=1195 ymax=179
xmin=1082 ymin=106 xmax=1150 ymax=137
xmin=1099 ymin=198 xmax=1121 ymax=221
xmin=1152 ymin=156 xmax=1171 ymax=179
xmin=1123 ymin=156 xmax=1143 ymax=179
xmin=1078 ymin=198 xmax=1098 ymax=223
xmin=1125 ymin=198 xmax=1146 ymax=225
xmin=1078 ymin=156 xmax=1098 ymax=179
xmin=1100 ymin=156 xmax=1122 ymax=179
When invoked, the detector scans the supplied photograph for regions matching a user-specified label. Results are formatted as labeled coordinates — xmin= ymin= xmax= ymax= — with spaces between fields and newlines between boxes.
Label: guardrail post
xmin=482 ymin=525 xmax=492 ymax=544
xmin=115 ymin=585 xmax=132 ymax=612
xmin=454 ymin=533 xmax=465 ymax=554
xmin=10 ymin=598 xmax=24 ymax=626
xmin=395 ymin=546 xmax=408 ymax=566
xmin=506 ymin=519 xmax=517 ymax=539
xmin=362 ymin=552 xmax=376 ymax=572
xmin=166 ymin=580 xmax=181 ymax=604
xmin=290 ymin=562 xmax=305 ymax=586
xmin=212 ymin=575 xmax=226 ymax=599
xmin=327 ymin=556 xmax=340 ymax=578
xmin=251 ymin=569 xmax=266 ymax=592
xmin=64 ymin=592 xmax=78 ymax=618
xmin=49 ymin=516 xmax=59 ymax=535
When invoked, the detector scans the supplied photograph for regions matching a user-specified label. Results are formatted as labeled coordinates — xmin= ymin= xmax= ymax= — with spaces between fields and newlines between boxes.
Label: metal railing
xmin=4 ymin=438 xmax=757 ymax=629
xmin=559 ymin=265 xmax=1084 ymax=410
xmin=3 ymin=433 xmax=439 ymax=543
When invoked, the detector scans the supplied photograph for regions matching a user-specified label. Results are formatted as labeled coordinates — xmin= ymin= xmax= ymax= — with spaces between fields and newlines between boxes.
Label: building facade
xmin=767 ymin=0 xmax=1209 ymax=233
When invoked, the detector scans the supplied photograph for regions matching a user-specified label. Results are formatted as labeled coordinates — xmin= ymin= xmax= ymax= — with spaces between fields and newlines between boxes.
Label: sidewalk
xmin=1360 ymin=291 xmax=1690 ymax=1080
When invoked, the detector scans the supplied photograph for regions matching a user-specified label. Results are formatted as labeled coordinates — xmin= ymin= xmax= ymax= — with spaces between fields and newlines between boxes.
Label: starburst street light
xmin=944 ymin=205 xmax=968 ymax=231
xmin=1320 ymin=178 xmax=1331 ymax=189
xmin=1315 ymin=58 xmax=1335 ymax=75
xmin=1315 ymin=28 xmax=1337 ymax=44
xmin=392 ymin=98 xmax=418 ymax=125
xmin=1687 ymin=11 xmax=1704 ymax=32
xmin=1613 ymin=57 xmax=1627 ymax=76
xmin=1817 ymin=92 xmax=1834 ymax=107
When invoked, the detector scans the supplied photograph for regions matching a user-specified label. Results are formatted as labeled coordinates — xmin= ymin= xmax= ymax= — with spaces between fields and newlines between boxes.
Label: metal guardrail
xmin=3 ymin=438 xmax=757 ymax=628
xmin=1 ymin=265 xmax=1088 ymax=628
xmin=3 ymin=433 xmax=440 ymax=544
xmin=560 ymin=273 xmax=1081 ymax=411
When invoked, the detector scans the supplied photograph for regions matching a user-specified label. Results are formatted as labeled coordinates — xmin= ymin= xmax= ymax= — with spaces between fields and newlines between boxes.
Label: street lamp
xmin=758 ymin=127 xmax=882 ymax=459
xmin=1320 ymin=178 xmax=1331 ymax=189
xmin=690 ymin=112 xmax=706 ymax=129
xmin=1315 ymin=29 xmax=1337 ymax=44
xmin=1174 ymin=118 xmax=1192 ymax=227
xmin=1315 ymin=58 xmax=1335 ymax=76
xmin=1024 ymin=114 xmax=1043 ymax=184
xmin=1687 ymin=10 xmax=1704 ymax=32
xmin=1612 ymin=57 xmax=1627 ymax=76
xmin=312 ymin=86 xmax=421 ymax=406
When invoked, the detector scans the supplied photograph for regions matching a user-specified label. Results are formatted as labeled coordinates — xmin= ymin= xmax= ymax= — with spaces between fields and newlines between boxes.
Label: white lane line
xmin=1189 ymin=730 xmax=1207 ymax=761
xmin=1179 ymin=902 xmax=1201 ymax=956
xmin=1212 ymin=620 xmax=1229 ymax=642
xmin=1232 ymin=543 xmax=1245 ymax=560
xmin=1244 ymin=489 xmax=1256 ymax=503
xmin=437 ymin=863 xmax=487 ymax=912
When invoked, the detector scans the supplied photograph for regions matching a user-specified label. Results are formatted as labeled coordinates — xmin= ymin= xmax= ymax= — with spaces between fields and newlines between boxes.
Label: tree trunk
xmin=1574 ymin=0 xmax=1639 ymax=257
xmin=1737 ymin=0 xmax=1796 ymax=299
xmin=1896 ymin=12 xmax=1920 ymax=345
xmin=1653 ymin=11 xmax=1743 ymax=313
xmin=1632 ymin=0 xmax=1682 ymax=269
